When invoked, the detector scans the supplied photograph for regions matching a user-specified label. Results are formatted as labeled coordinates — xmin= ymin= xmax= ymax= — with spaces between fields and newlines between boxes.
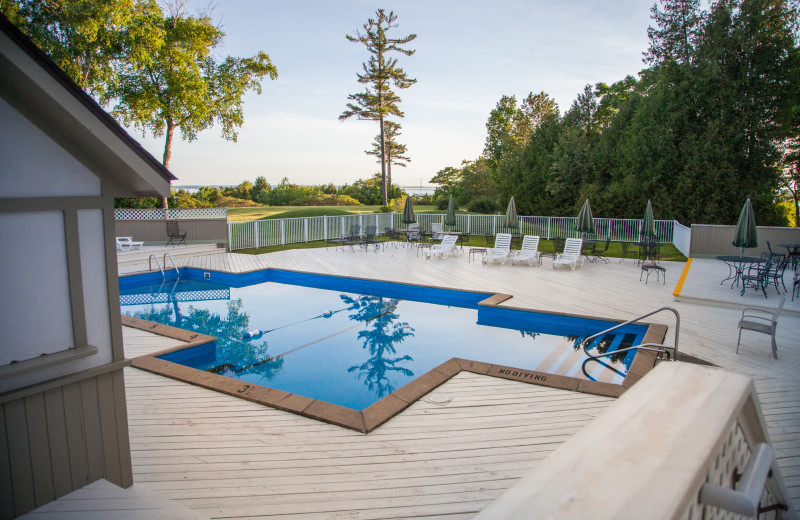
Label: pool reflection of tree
xmin=340 ymin=294 xmax=415 ymax=398
xmin=130 ymin=299 xmax=283 ymax=379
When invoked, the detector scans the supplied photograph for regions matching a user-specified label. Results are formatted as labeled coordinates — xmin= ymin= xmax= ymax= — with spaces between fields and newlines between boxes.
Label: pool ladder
xmin=580 ymin=306 xmax=680 ymax=381
xmin=148 ymin=253 xmax=180 ymax=281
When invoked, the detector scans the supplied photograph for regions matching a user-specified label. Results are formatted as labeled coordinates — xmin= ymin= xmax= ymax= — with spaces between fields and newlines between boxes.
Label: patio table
xmin=778 ymin=243 xmax=800 ymax=269
xmin=715 ymin=255 xmax=767 ymax=289
xmin=637 ymin=241 xmax=661 ymax=265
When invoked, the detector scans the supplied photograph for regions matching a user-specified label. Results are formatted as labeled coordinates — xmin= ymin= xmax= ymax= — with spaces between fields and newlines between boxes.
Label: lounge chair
xmin=116 ymin=236 xmax=143 ymax=252
xmin=737 ymin=296 xmax=784 ymax=359
xmin=406 ymin=223 xmax=422 ymax=243
xmin=166 ymin=221 xmax=187 ymax=246
xmin=431 ymin=223 xmax=443 ymax=240
xmin=553 ymin=238 xmax=584 ymax=270
xmin=482 ymin=233 xmax=512 ymax=264
xmin=510 ymin=235 xmax=540 ymax=266
xmin=424 ymin=235 xmax=459 ymax=259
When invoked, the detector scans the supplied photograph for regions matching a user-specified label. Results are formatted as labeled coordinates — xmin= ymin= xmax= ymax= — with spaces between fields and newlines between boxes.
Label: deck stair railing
xmin=581 ymin=306 xmax=681 ymax=380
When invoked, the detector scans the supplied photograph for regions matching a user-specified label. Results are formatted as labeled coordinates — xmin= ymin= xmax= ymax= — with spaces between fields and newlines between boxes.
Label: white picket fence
xmin=228 ymin=213 xmax=679 ymax=251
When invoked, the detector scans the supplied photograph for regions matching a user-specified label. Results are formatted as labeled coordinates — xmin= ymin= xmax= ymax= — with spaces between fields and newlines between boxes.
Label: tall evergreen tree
xmin=366 ymin=120 xmax=409 ymax=195
xmin=341 ymin=9 xmax=416 ymax=206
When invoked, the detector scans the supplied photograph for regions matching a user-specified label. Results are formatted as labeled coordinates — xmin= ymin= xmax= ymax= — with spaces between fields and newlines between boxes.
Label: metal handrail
xmin=148 ymin=254 xmax=164 ymax=281
xmin=581 ymin=306 xmax=680 ymax=380
xmin=162 ymin=253 xmax=179 ymax=280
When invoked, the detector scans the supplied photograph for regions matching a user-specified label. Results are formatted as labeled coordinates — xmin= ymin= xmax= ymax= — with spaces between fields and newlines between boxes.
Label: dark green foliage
xmin=435 ymin=197 xmax=450 ymax=210
xmin=468 ymin=196 xmax=498 ymax=214
xmin=482 ymin=0 xmax=798 ymax=225
xmin=339 ymin=174 xmax=404 ymax=205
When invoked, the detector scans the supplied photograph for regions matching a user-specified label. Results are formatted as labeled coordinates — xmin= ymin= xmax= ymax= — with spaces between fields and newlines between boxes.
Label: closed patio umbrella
xmin=504 ymin=196 xmax=518 ymax=231
xmin=641 ymin=199 xmax=656 ymax=242
xmin=445 ymin=195 xmax=457 ymax=230
xmin=733 ymin=197 xmax=758 ymax=257
xmin=401 ymin=197 xmax=416 ymax=224
xmin=575 ymin=198 xmax=595 ymax=237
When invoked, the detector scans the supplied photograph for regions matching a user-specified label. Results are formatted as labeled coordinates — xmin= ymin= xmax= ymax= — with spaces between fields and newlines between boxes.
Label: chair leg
xmin=771 ymin=333 xmax=778 ymax=359
xmin=736 ymin=327 xmax=742 ymax=354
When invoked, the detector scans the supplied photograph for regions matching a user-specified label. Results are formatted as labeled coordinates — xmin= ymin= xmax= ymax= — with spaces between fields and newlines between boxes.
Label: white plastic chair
xmin=424 ymin=234 xmax=459 ymax=259
xmin=553 ymin=238 xmax=584 ymax=270
xmin=431 ymin=222 xmax=443 ymax=240
xmin=483 ymin=233 xmax=512 ymax=264
xmin=116 ymin=236 xmax=143 ymax=252
xmin=737 ymin=296 xmax=785 ymax=359
xmin=511 ymin=235 xmax=540 ymax=266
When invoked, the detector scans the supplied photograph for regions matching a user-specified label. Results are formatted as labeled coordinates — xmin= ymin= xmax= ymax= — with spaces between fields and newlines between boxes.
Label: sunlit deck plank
xmin=119 ymin=246 xmax=800 ymax=517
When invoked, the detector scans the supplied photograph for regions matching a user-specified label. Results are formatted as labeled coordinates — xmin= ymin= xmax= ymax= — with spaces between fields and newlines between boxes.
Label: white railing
xmin=672 ymin=220 xmax=691 ymax=258
xmin=115 ymin=208 xmax=227 ymax=220
xmin=228 ymin=213 xmax=680 ymax=251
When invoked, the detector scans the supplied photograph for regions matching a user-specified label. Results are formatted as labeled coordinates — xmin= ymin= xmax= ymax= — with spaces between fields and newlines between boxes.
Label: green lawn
xmin=227 ymin=205 xmax=437 ymax=221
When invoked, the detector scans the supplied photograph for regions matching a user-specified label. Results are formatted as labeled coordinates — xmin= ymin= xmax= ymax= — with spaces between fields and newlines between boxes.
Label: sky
xmin=129 ymin=0 xmax=656 ymax=188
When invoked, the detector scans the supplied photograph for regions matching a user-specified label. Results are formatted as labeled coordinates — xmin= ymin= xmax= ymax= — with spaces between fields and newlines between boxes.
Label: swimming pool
xmin=120 ymin=268 xmax=654 ymax=426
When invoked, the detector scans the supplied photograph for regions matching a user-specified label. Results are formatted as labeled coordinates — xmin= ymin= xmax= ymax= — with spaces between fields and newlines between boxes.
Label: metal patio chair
xmin=737 ymin=296 xmax=785 ymax=359
xmin=166 ymin=221 xmax=187 ymax=246
xmin=741 ymin=260 xmax=772 ymax=298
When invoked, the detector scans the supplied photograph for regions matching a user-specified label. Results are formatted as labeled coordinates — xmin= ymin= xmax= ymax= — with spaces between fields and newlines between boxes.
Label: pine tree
xmin=341 ymin=9 xmax=416 ymax=206
xmin=366 ymin=120 xmax=410 ymax=195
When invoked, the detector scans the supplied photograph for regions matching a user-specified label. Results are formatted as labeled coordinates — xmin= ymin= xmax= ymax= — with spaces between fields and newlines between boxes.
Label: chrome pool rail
xmin=581 ymin=306 xmax=680 ymax=380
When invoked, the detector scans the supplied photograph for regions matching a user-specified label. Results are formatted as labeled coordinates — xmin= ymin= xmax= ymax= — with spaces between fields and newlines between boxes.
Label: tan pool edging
xmin=124 ymin=276 xmax=669 ymax=433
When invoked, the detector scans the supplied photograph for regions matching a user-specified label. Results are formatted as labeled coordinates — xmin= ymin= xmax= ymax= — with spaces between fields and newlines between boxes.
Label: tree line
xmin=114 ymin=174 xmax=412 ymax=209
xmin=432 ymin=0 xmax=799 ymax=226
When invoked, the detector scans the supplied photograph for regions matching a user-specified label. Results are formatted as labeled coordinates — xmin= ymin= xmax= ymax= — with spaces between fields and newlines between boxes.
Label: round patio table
xmin=715 ymin=255 xmax=767 ymax=289
xmin=778 ymin=243 xmax=800 ymax=269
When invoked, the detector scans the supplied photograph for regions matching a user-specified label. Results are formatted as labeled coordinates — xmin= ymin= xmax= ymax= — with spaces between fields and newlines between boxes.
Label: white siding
xmin=0 ymin=96 xmax=101 ymax=197
xmin=0 ymin=211 xmax=74 ymax=365
xmin=78 ymin=209 xmax=113 ymax=363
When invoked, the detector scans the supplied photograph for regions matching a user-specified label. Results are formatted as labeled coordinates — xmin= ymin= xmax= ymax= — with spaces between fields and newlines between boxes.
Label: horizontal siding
xmin=0 ymin=369 xmax=132 ymax=519
xmin=115 ymin=220 xmax=228 ymax=244
xmin=690 ymin=224 xmax=800 ymax=257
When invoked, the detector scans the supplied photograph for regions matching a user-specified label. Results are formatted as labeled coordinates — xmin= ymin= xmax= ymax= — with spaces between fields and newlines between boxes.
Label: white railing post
xmin=547 ymin=217 xmax=551 ymax=239
xmin=254 ymin=221 xmax=259 ymax=249
xmin=228 ymin=222 xmax=233 ymax=250
xmin=280 ymin=220 xmax=285 ymax=245
xmin=467 ymin=214 xmax=471 ymax=234
xmin=304 ymin=218 xmax=308 ymax=242
xmin=359 ymin=214 xmax=363 ymax=236
xmin=323 ymin=216 xmax=328 ymax=240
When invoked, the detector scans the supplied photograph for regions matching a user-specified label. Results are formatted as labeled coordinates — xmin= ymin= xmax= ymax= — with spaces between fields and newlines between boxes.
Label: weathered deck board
xmin=118 ymin=246 xmax=800 ymax=518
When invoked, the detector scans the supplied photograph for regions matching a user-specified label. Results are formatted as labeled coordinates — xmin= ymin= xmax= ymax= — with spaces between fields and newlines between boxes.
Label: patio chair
xmin=424 ymin=234 xmax=459 ymax=259
xmin=766 ymin=254 xmax=788 ymax=293
xmin=736 ymin=295 xmax=785 ymax=359
xmin=406 ymin=223 xmax=423 ymax=243
xmin=553 ymin=238 xmax=584 ymax=270
xmin=116 ymin=236 xmax=143 ymax=252
xmin=166 ymin=221 xmax=187 ymax=247
xmin=619 ymin=242 xmax=636 ymax=263
xmin=431 ymin=223 xmax=444 ymax=240
xmin=592 ymin=236 xmax=611 ymax=264
xmin=483 ymin=233 xmax=512 ymax=264
xmin=741 ymin=260 xmax=772 ymax=298
xmin=510 ymin=235 xmax=540 ymax=266
xmin=793 ymin=264 xmax=799 ymax=301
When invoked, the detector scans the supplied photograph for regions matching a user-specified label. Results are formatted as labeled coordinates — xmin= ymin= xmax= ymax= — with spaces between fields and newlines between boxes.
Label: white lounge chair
xmin=431 ymin=222 xmax=444 ymax=240
xmin=483 ymin=233 xmax=512 ymax=264
xmin=116 ymin=236 xmax=143 ymax=252
xmin=511 ymin=235 xmax=540 ymax=266
xmin=553 ymin=238 xmax=584 ymax=270
xmin=424 ymin=234 xmax=459 ymax=259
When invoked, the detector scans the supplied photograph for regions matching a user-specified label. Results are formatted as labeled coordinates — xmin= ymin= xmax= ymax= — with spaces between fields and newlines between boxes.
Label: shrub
xmin=288 ymin=194 xmax=362 ymax=206
xmin=468 ymin=196 xmax=498 ymax=214
xmin=215 ymin=196 xmax=259 ymax=208
xmin=435 ymin=197 xmax=450 ymax=210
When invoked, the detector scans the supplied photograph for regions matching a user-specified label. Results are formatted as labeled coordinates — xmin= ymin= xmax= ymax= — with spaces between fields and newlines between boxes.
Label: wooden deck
xmin=121 ymin=245 xmax=800 ymax=518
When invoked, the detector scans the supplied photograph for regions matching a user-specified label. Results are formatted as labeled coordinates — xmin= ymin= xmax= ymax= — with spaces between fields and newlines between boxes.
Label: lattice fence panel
xmin=680 ymin=421 xmax=776 ymax=520
xmin=115 ymin=208 xmax=227 ymax=220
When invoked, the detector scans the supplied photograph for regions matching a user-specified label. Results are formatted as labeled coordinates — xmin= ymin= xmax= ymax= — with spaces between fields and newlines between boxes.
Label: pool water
xmin=120 ymin=269 xmax=646 ymax=410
